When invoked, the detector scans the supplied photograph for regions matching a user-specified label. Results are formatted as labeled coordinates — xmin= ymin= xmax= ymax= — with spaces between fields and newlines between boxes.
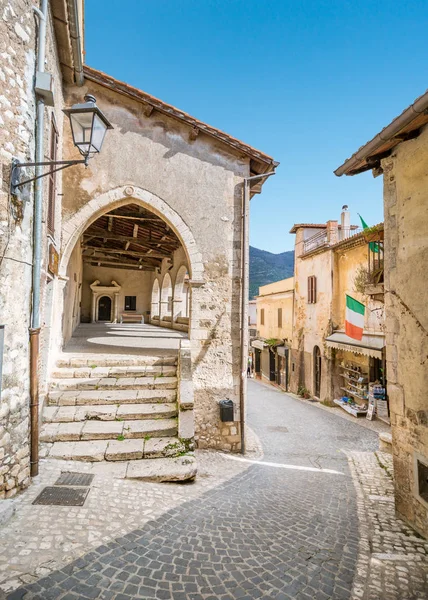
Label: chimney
xmin=341 ymin=205 xmax=350 ymax=239
xmin=326 ymin=220 xmax=338 ymax=245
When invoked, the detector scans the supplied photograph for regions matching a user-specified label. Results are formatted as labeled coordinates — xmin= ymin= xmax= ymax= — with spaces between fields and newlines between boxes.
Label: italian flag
xmin=345 ymin=295 xmax=365 ymax=340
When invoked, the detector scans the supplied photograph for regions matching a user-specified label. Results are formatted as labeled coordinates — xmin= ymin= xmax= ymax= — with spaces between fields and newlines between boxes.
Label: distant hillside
xmin=249 ymin=246 xmax=294 ymax=299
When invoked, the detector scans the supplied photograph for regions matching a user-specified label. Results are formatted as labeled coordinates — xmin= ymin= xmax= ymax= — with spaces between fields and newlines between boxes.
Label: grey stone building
xmin=336 ymin=91 xmax=428 ymax=539
xmin=0 ymin=1 xmax=277 ymax=496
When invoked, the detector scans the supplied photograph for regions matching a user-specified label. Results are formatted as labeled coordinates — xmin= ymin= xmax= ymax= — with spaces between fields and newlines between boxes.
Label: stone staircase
xmin=40 ymin=354 xmax=196 ymax=481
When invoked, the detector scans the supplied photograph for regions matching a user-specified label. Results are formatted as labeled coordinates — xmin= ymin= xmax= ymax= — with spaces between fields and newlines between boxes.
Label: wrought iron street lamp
xmin=11 ymin=94 xmax=113 ymax=194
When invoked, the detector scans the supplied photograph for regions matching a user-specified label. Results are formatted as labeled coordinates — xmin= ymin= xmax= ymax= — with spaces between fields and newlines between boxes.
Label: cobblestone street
xmin=1 ymin=380 xmax=427 ymax=599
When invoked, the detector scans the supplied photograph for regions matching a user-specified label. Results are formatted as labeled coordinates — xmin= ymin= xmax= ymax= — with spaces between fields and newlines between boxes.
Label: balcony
xmin=303 ymin=230 xmax=328 ymax=254
xmin=365 ymin=240 xmax=384 ymax=300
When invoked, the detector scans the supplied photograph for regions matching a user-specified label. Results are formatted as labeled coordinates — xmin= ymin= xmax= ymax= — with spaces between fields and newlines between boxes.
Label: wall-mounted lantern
xmin=10 ymin=94 xmax=113 ymax=195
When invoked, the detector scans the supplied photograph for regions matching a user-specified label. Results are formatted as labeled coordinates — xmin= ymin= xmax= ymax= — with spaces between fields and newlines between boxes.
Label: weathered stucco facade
xmin=290 ymin=214 xmax=385 ymax=403
xmin=53 ymin=70 xmax=277 ymax=452
xmin=381 ymin=128 xmax=428 ymax=538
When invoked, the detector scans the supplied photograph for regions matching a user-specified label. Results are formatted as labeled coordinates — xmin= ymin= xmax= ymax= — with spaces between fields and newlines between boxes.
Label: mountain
xmin=249 ymin=246 xmax=294 ymax=299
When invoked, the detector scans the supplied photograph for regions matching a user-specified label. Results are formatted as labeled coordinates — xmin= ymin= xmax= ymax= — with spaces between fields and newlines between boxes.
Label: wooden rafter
xmin=81 ymin=246 xmax=168 ymax=259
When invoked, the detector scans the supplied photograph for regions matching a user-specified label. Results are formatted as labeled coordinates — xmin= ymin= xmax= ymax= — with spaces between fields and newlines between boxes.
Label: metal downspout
xmin=240 ymin=171 xmax=275 ymax=454
xmin=30 ymin=0 xmax=48 ymax=478
xmin=67 ymin=0 xmax=84 ymax=85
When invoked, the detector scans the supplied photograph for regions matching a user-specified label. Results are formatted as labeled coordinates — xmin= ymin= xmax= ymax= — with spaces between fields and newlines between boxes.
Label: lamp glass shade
xmin=64 ymin=95 xmax=113 ymax=158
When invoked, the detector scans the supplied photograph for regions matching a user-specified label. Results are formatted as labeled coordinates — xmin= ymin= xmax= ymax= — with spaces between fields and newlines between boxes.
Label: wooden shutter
xmin=47 ymin=117 xmax=58 ymax=235
xmin=313 ymin=276 xmax=317 ymax=303
xmin=278 ymin=307 xmax=282 ymax=327
xmin=261 ymin=308 xmax=264 ymax=326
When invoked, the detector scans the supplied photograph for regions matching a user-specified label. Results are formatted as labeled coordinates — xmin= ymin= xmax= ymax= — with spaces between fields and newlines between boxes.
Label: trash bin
xmin=219 ymin=399 xmax=234 ymax=422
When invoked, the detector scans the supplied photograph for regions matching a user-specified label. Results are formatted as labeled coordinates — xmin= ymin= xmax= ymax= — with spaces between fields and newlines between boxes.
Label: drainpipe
xmin=240 ymin=171 xmax=275 ymax=454
xmin=29 ymin=0 xmax=48 ymax=478
xmin=67 ymin=0 xmax=84 ymax=85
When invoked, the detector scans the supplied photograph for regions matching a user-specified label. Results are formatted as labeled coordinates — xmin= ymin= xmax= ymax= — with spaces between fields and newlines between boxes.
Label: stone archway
xmin=160 ymin=273 xmax=173 ymax=324
xmin=151 ymin=278 xmax=160 ymax=323
xmin=59 ymin=186 xmax=204 ymax=284
xmin=173 ymin=265 xmax=190 ymax=321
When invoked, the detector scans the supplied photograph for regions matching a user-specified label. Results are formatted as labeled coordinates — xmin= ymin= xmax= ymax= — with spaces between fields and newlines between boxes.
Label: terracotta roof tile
xmin=83 ymin=65 xmax=278 ymax=170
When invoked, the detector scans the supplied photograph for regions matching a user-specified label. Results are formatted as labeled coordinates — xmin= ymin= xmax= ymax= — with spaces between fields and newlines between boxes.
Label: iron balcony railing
xmin=303 ymin=226 xmax=363 ymax=255
xmin=368 ymin=240 xmax=384 ymax=284
xmin=303 ymin=230 xmax=328 ymax=253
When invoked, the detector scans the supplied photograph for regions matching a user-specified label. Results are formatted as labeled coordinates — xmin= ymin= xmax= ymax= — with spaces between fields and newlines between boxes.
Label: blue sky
xmin=85 ymin=1 xmax=428 ymax=253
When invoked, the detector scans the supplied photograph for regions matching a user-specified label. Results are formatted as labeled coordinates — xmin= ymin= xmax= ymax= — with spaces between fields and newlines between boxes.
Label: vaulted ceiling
xmin=81 ymin=204 xmax=182 ymax=271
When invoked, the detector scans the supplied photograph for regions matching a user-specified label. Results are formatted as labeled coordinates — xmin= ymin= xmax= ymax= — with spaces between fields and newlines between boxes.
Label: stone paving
xmin=0 ymin=380 xmax=427 ymax=599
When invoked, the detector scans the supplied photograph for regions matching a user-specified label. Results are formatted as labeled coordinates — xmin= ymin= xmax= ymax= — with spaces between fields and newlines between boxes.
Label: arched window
xmin=160 ymin=273 xmax=172 ymax=320
xmin=173 ymin=265 xmax=190 ymax=321
xmin=151 ymin=279 xmax=160 ymax=320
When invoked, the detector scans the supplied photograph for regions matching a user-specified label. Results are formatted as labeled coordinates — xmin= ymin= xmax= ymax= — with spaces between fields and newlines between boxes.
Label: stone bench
xmin=120 ymin=313 xmax=144 ymax=324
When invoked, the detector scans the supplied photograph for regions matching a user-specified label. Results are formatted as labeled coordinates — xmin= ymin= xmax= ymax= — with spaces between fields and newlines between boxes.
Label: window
xmin=260 ymin=308 xmax=265 ymax=326
xmin=124 ymin=296 xmax=136 ymax=311
xmin=278 ymin=307 xmax=282 ymax=328
xmin=47 ymin=116 xmax=58 ymax=235
xmin=308 ymin=275 xmax=317 ymax=303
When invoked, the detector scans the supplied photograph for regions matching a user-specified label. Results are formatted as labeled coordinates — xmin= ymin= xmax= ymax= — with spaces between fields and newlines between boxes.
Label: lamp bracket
xmin=11 ymin=157 xmax=88 ymax=195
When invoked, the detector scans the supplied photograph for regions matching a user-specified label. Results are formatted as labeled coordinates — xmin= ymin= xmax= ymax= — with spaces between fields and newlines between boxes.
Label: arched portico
xmin=59 ymin=186 xmax=204 ymax=284
xmin=151 ymin=279 xmax=160 ymax=322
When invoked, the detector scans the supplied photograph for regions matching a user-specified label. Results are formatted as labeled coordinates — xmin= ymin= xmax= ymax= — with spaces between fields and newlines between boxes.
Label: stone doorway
xmin=98 ymin=296 xmax=112 ymax=321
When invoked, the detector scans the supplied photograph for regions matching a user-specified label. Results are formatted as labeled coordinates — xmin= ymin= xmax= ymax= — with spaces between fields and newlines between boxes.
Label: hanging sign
xmin=48 ymin=243 xmax=59 ymax=276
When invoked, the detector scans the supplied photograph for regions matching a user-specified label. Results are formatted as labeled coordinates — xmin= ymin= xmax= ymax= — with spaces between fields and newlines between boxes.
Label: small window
xmin=417 ymin=458 xmax=428 ymax=504
xmin=47 ymin=116 xmax=58 ymax=235
xmin=308 ymin=276 xmax=317 ymax=304
xmin=278 ymin=308 xmax=282 ymax=328
xmin=124 ymin=296 xmax=136 ymax=311
xmin=260 ymin=308 xmax=265 ymax=326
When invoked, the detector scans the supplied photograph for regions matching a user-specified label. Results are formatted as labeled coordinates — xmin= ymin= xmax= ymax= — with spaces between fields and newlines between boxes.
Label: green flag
xmin=359 ymin=214 xmax=379 ymax=253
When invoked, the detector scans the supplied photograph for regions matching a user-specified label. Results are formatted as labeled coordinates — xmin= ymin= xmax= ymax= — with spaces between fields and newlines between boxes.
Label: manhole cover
xmin=268 ymin=426 xmax=289 ymax=433
xmin=55 ymin=472 xmax=94 ymax=487
xmin=32 ymin=486 xmax=90 ymax=506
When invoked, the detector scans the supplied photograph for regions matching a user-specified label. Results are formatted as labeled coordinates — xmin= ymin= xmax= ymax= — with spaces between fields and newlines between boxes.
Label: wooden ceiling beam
xmin=84 ymin=261 xmax=156 ymax=272
xmin=81 ymin=246 xmax=168 ymax=259
xmin=83 ymin=258 xmax=156 ymax=270
xmin=104 ymin=213 xmax=161 ymax=222
xmin=83 ymin=226 xmax=177 ymax=248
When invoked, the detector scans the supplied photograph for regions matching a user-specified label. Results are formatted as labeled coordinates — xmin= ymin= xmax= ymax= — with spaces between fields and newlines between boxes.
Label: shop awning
xmin=251 ymin=339 xmax=267 ymax=350
xmin=325 ymin=331 xmax=384 ymax=359
xmin=277 ymin=346 xmax=289 ymax=357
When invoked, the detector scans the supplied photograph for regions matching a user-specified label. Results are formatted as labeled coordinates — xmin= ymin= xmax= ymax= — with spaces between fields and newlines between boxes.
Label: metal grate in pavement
xmin=55 ymin=472 xmax=94 ymax=487
xmin=32 ymin=486 xmax=90 ymax=506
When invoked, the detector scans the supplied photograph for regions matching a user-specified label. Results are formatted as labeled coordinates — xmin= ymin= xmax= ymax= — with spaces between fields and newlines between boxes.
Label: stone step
xmin=56 ymin=356 xmax=177 ymax=368
xmin=47 ymin=388 xmax=177 ymax=406
xmin=40 ymin=418 xmax=178 ymax=443
xmin=126 ymin=455 xmax=197 ymax=482
xmin=50 ymin=365 xmax=177 ymax=379
xmin=45 ymin=437 xmax=187 ymax=462
xmin=43 ymin=403 xmax=178 ymax=423
xmin=49 ymin=376 xmax=177 ymax=392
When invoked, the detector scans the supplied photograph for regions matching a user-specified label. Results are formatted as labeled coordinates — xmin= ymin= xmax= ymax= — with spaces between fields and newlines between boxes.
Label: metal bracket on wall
xmin=10 ymin=157 xmax=88 ymax=197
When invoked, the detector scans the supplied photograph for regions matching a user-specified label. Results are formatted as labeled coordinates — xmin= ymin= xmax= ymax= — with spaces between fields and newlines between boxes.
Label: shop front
xmin=326 ymin=331 xmax=388 ymax=423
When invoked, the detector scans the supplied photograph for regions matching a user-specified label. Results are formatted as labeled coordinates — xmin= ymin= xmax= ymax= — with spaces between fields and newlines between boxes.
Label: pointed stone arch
xmin=59 ymin=186 xmax=204 ymax=283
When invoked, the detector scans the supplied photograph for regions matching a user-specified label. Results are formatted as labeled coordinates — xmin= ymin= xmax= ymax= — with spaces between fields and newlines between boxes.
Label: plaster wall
xmin=381 ymin=126 xmax=428 ymax=538
xmin=57 ymin=81 xmax=251 ymax=451
xmin=81 ymin=264 xmax=153 ymax=323
xmin=290 ymin=229 xmax=333 ymax=400
xmin=256 ymin=279 xmax=294 ymax=342
xmin=0 ymin=0 xmax=64 ymax=497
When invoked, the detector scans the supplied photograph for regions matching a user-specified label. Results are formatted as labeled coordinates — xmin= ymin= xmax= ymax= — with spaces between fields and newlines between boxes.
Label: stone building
xmin=0 ymin=1 xmax=277 ymax=496
xmin=251 ymin=277 xmax=294 ymax=390
xmin=289 ymin=208 xmax=386 ymax=408
xmin=335 ymin=91 xmax=428 ymax=539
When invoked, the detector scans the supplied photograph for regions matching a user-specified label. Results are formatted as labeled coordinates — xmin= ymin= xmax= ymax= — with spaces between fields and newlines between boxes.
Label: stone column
xmin=91 ymin=292 xmax=97 ymax=323
xmin=113 ymin=293 xmax=119 ymax=323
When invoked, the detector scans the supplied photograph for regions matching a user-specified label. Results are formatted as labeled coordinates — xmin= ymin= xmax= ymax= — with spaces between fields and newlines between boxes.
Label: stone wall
xmin=0 ymin=0 xmax=64 ymax=497
xmin=53 ymin=80 xmax=250 ymax=451
xmin=382 ymin=126 xmax=428 ymax=538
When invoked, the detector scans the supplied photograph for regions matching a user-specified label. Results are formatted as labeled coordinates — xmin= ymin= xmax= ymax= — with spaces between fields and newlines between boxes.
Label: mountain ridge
xmin=249 ymin=246 xmax=294 ymax=299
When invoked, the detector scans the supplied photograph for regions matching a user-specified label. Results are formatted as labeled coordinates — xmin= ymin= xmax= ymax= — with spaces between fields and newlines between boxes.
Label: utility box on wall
xmin=219 ymin=399 xmax=234 ymax=422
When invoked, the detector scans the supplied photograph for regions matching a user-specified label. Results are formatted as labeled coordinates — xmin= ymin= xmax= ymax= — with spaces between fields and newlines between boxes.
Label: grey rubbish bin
xmin=219 ymin=399 xmax=234 ymax=422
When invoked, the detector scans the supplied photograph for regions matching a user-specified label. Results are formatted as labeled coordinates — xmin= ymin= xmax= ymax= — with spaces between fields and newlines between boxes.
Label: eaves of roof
xmin=289 ymin=223 xmax=327 ymax=234
xmin=335 ymin=89 xmax=428 ymax=177
xmin=83 ymin=66 xmax=279 ymax=176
